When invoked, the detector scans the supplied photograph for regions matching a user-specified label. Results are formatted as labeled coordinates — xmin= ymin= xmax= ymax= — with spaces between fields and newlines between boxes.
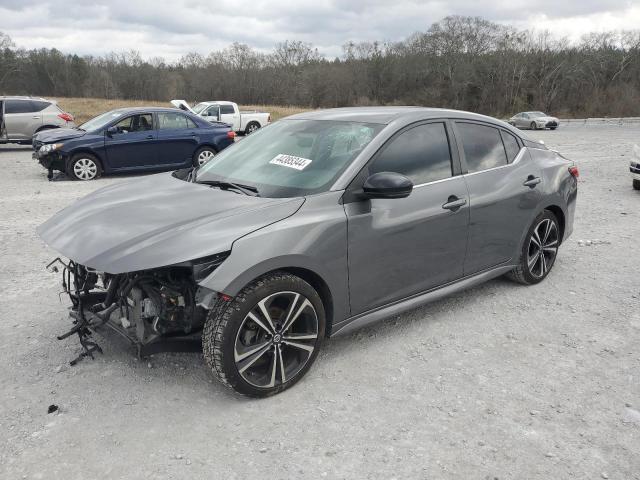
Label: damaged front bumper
xmin=48 ymin=255 xmax=226 ymax=364
xmin=33 ymin=150 xmax=67 ymax=177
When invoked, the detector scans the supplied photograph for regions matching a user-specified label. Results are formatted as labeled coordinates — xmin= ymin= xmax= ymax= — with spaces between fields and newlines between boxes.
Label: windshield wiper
xmin=195 ymin=180 xmax=260 ymax=196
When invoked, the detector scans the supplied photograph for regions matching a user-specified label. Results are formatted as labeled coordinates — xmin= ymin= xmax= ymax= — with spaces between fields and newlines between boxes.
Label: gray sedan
xmin=38 ymin=107 xmax=578 ymax=397
xmin=509 ymin=111 xmax=559 ymax=130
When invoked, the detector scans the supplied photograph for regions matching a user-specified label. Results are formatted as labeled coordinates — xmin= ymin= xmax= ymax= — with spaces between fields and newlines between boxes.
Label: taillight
xmin=568 ymin=165 xmax=579 ymax=178
xmin=58 ymin=112 xmax=74 ymax=122
xmin=227 ymin=131 xmax=236 ymax=140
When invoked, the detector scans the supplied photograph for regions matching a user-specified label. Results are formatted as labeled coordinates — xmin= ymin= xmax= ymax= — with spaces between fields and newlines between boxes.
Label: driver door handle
xmin=145 ymin=134 xmax=154 ymax=140
xmin=523 ymin=175 xmax=541 ymax=188
xmin=442 ymin=195 xmax=467 ymax=211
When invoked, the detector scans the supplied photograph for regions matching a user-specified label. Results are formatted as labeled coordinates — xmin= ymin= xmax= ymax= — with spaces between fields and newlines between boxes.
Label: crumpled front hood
xmin=34 ymin=128 xmax=86 ymax=144
xmin=37 ymin=173 xmax=304 ymax=273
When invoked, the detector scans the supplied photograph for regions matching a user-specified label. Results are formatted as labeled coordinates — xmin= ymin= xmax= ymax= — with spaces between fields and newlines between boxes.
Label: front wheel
xmin=67 ymin=153 xmax=101 ymax=181
xmin=203 ymin=272 xmax=325 ymax=397
xmin=507 ymin=210 xmax=560 ymax=285
xmin=530 ymin=121 xmax=537 ymax=130
xmin=633 ymin=179 xmax=640 ymax=190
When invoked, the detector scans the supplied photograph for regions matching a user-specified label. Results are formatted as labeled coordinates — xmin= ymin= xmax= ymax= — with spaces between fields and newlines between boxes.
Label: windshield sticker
xmin=269 ymin=154 xmax=312 ymax=171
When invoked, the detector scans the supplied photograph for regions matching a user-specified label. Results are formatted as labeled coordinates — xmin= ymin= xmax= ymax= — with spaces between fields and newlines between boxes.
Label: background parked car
xmin=32 ymin=107 xmax=235 ymax=180
xmin=171 ymin=100 xmax=270 ymax=135
xmin=0 ymin=96 xmax=75 ymax=144
xmin=631 ymin=144 xmax=640 ymax=190
xmin=509 ymin=111 xmax=559 ymax=130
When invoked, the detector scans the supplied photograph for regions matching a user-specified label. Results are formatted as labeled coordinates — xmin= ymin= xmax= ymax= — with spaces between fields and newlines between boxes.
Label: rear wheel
xmin=203 ymin=271 xmax=325 ymax=397
xmin=245 ymin=122 xmax=260 ymax=135
xmin=507 ymin=210 xmax=560 ymax=285
xmin=67 ymin=153 xmax=101 ymax=181
xmin=633 ymin=179 xmax=640 ymax=190
xmin=193 ymin=146 xmax=216 ymax=167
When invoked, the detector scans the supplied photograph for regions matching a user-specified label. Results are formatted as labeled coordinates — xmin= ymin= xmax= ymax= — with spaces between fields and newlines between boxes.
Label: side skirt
xmin=330 ymin=264 xmax=515 ymax=337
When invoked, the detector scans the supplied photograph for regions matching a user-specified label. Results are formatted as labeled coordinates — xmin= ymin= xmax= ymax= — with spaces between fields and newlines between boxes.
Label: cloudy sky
xmin=0 ymin=0 xmax=638 ymax=60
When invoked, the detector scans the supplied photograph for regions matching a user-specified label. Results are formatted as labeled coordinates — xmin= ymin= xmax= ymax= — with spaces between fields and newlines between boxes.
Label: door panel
xmin=346 ymin=177 xmax=470 ymax=315
xmin=156 ymin=112 xmax=199 ymax=167
xmin=462 ymin=150 xmax=542 ymax=274
xmin=105 ymin=113 xmax=158 ymax=169
xmin=4 ymin=100 xmax=42 ymax=139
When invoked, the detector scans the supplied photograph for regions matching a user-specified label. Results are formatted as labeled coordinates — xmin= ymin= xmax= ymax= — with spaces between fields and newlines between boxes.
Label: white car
xmin=171 ymin=100 xmax=270 ymax=135
xmin=631 ymin=144 xmax=640 ymax=191
xmin=509 ymin=111 xmax=559 ymax=130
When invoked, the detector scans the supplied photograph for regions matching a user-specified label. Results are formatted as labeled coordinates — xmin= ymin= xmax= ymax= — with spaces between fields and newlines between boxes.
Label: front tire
xmin=67 ymin=153 xmax=101 ymax=181
xmin=530 ymin=121 xmax=537 ymax=130
xmin=507 ymin=210 xmax=560 ymax=285
xmin=203 ymin=272 xmax=326 ymax=397
xmin=633 ymin=179 xmax=640 ymax=190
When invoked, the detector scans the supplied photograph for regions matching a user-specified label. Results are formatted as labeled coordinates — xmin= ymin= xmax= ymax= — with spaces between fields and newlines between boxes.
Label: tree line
xmin=2 ymin=16 xmax=640 ymax=117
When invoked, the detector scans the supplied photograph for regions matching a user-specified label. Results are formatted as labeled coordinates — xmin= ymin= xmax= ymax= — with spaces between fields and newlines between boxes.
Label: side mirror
xmin=363 ymin=172 xmax=413 ymax=199
xmin=106 ymin=126 xmax=118 ymax=137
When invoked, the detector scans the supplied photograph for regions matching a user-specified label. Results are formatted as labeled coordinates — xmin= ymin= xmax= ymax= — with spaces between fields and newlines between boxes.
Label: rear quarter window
xmin=31 ymin=100 xmax=51 ymax=112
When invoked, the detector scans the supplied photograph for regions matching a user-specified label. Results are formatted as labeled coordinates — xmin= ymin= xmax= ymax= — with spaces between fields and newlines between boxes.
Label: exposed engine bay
xmin=49 ymin=255 xmax=225 ymax=364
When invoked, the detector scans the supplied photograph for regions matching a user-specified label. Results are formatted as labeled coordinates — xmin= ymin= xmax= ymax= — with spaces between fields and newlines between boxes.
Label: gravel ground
xmin=1 ymin=124 xmax=639 ymax=480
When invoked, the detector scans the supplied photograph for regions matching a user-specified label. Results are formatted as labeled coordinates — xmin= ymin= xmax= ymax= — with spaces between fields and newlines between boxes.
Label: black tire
xmin=549 ymin=127 xmax=557 ymax=130
xmin=193 ymin=146 xmax=216 ymax=167
xmin=530 ymin=121 xmax=537 ymax=130
xmin=66 ymin=153 xmax=102 ymax=181
xmin=633 ymin=179 xmax=640 ymax=190
xmin=244 ymin=122 xmax=260 ymax=135
xmin=506 ymin=210 xmax=560 ymax=285
xmin=203 ymin=271 xmax=326 ymax=397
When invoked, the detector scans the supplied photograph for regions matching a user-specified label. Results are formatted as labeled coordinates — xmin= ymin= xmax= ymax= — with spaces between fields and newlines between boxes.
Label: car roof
xmin=109 ymin=107 xmax=196 ymax=114
xmin=287 ymin=106 xmax=510 ymax=125
xmin=194 ymin=101 xmax=234 ymax=106
xmin=0 ymin=95 xmax=52 ymax=102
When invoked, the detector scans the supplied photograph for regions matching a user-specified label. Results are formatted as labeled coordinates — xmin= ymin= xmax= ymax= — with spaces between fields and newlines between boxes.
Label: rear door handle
xmin=32 ymin=116 xmax=41 ymax=119
xmin=523 ymin=175 xmax=541 ymax=188
xmin=442 ymin=195 xmax=467 ymax=211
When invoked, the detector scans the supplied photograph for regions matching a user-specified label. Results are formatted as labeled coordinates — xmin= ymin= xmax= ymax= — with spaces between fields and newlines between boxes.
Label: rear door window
xmin=501 ymin=130 xmax=521 ymax=163
xmin=370 ymin=122 xmax=453 ymax=185
xmin=158 ymin=112 xmax=195 ymax=130
xmin=5 ymin=100 xmax=36 ymax=114
xmin=457 ymin=122 xmax=508 ymax=173
xmin=220 ymin=104 xmax=235 ymax=114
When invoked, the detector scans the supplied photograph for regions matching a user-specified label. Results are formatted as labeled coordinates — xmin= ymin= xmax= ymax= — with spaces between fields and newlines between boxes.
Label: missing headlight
xmin=192 ymin=251 xmax=230 ymax=283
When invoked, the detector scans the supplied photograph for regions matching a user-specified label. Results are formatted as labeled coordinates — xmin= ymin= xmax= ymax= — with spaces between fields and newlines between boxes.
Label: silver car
xmin=509 ymin=111 xmax=559 ymax=130
xmin=38 ymin=107 xmax=578 ymax=396
xmin=0 ymin=96 xmax=75 ymax=144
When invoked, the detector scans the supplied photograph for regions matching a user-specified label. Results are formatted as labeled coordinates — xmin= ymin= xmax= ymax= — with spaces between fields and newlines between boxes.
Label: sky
xmin=0 ymin=0 xmax=638 ymax=60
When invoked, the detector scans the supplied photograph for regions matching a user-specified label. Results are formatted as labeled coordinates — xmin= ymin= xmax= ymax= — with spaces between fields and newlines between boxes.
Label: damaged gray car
xmin=39 ymin=107 xmax=578 ymax=397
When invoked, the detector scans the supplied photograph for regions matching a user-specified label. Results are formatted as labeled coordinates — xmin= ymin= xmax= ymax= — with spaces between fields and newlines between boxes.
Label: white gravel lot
xmin=1 ymin=124 xmax=639 ymax=480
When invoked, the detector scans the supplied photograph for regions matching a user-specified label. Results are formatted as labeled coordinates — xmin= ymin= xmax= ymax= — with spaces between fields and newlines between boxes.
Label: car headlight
xmin=39 ymin=143 xmax=64 ymax=154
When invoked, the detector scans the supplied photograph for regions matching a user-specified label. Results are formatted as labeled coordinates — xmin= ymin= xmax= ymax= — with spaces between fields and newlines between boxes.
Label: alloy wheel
xmin=527 ymin=218 xmax=558 ymax=278
xmin=197 ymin=149 xmax=215 ymax=166
xmin=234 ymin=291 xmax=318 ymax=389
xmin=247 ymin=123 xmax=259 ymax=134
xmin=73 ymin=158 xmax=98 ymax=180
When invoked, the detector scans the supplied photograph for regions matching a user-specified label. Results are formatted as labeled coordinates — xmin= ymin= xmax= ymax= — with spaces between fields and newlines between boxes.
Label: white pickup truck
xmin=171 ymin=100 xmax=270 ymax=135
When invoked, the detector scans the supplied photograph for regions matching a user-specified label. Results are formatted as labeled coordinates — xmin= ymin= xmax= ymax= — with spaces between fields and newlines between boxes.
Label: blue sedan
xmin=32 ymin=107 xmax=235 ymax=180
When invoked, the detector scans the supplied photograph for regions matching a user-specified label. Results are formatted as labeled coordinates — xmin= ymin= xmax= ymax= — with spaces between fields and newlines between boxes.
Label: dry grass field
xmin=53 ymin=97 xmax=311 ymax=125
